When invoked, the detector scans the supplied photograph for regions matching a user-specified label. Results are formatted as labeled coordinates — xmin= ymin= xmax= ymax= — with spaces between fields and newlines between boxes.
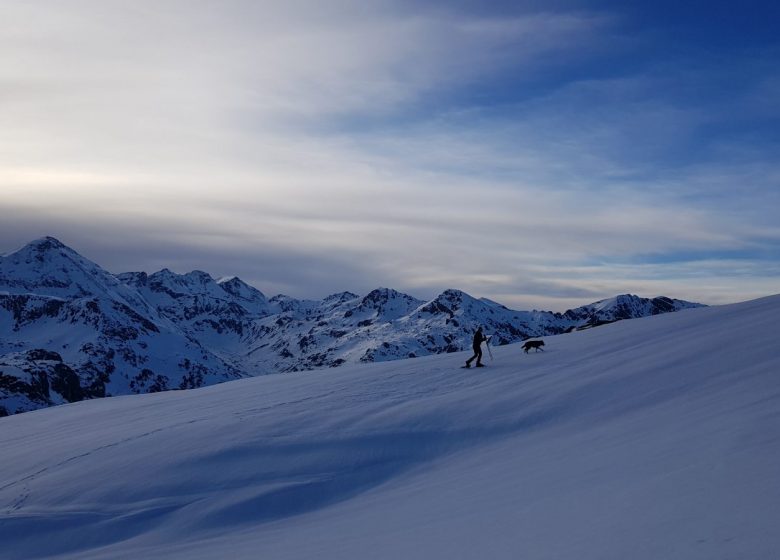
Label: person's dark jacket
xmin=472 ymin=329 xmax=486 ymax=350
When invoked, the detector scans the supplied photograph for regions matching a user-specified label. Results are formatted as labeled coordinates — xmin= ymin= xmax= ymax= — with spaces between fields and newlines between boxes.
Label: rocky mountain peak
xmin=148 ymin=269 xmax=221 ymax=296
xmin=21 ymin=236 xmax=66 ymax=253
xmin=4 ymin=236 xmax=76 ymax=263
xmin=435 ymin=289 xmax=476 ymax=309
xmin=323 ymin=291 xmax=359 ymax=303
xmin=0 ymin=237 xmax=151 ymax=313
xmin=362 ymin=287 xmax=403 ymax=305
xmin=354 ymin=288 xmax=424 ymax=322
xmin=218 ymin=276 xmax=267 ymax=301
xmin=116 ymin=271 xmax=149 ymax=287
xmin=184 ymin=270 xmax=213 ymax=283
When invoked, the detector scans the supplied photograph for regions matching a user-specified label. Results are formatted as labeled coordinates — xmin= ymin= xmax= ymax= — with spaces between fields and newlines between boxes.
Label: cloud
xmin=1 ymin=1 xmax=778 ymax=310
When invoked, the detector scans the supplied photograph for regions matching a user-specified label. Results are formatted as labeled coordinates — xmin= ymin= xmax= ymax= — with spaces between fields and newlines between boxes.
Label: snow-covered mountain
xmin=0 ymin=236 xmax=150 ymax=312
xmin=235 ymin=287 xmax=700 ymax=373
xmin=115 ymin=268 xmax=275 ymax=366
xmin=1 ymin=295 xmax=777 ymax=559
xmin=0 ymin=238 xmax=244 ymax=416
xmin=1 ymin=237 xmax=703 ymax=415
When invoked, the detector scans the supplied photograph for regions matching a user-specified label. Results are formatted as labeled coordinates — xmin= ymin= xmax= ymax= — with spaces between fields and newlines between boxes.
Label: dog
xmin=522 ymin=339 xmax=545 ymax=353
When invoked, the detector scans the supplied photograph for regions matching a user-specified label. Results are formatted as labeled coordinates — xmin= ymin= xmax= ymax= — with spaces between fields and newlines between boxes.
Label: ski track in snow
xmin=1 ymin=418 xmax=211 ymax=497
xmin=1 ymin=296 xmax=779 ymax=559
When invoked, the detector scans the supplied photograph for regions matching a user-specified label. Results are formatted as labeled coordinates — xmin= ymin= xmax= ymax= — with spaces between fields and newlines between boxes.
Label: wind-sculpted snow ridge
xmin=0 ymin=295 xmax=778 ymax=559
xmin=1 ymin=237 xmax=703 ymax=415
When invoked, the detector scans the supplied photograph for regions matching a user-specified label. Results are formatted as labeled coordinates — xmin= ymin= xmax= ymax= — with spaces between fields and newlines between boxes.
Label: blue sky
xmin=1 ymin=1 xmax=778 ymax=310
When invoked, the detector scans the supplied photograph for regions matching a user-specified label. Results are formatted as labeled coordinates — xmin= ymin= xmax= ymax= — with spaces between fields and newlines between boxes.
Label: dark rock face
xmin=130 ymin=369 xmax=170 ymax=394
xmin=0 ymin=370 xmax=49 ymax=405
xmin=50 ymin=363 xmax=83 ymax=402
xmin=27 ymin=349 xmax=63 ymax=362
xmin=0 ymin=294 xmax=67 ymax=327
xmin=0 ymin=350 xmax=84 ymax=414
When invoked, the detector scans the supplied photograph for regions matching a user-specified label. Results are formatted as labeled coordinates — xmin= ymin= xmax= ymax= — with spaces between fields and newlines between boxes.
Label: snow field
xmin=1 ymin=295 xmax=779 ymax=559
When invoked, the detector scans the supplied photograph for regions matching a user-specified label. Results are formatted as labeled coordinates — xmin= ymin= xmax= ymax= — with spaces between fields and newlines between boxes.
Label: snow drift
xmin=1 ymin=295 xmax=778 ymax=559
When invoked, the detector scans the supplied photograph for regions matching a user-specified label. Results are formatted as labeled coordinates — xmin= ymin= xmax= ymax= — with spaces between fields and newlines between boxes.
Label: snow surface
xmin=1 ymin=295 xmax=779 ymax=559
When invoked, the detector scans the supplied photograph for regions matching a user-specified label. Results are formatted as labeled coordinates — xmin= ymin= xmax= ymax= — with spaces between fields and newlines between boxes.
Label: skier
xmin=464 ymin=326 xmax=488 ymax=368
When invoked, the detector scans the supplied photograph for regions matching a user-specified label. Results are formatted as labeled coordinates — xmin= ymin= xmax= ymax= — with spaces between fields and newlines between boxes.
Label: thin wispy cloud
xmin=1 ymin=1 xmax=778 ymax=310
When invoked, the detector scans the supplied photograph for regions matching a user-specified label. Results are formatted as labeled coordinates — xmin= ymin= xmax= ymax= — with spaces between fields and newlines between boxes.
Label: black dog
xmin=522 ymin=340 xmax=545 ymax=353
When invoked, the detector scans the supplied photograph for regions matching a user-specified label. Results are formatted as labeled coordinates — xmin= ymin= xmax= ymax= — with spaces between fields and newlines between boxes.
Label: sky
xmin=1 ymin=0 xmax=779 ymax=311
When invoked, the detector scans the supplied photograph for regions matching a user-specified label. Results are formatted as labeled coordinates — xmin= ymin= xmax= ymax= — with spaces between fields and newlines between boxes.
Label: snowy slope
xmin=1 ymin=295 xmax=778 ymax=559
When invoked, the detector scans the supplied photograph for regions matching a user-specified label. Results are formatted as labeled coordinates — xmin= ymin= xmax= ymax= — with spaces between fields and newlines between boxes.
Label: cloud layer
xmin=2 ymin=1 xmax=778 ymax=310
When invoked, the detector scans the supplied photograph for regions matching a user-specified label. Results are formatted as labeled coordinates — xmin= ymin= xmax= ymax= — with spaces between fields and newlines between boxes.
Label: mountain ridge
xmin=1 ymin=237 xmax=704 ymax=415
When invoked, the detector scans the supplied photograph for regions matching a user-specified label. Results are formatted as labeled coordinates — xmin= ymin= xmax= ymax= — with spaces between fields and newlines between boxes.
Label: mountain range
xmin=0 ymin=237 xmax=703 ymax=415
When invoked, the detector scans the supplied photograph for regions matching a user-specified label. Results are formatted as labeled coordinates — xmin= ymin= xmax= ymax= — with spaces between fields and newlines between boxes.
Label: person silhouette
xmin=465 ymin=327 xmax=488 ymax=368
